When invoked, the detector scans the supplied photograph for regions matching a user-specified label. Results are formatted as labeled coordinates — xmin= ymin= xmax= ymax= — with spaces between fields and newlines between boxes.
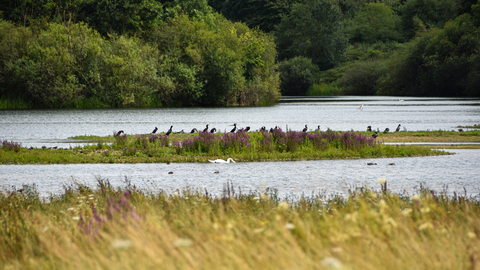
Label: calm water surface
xmin=1 ymin=96 xmax=479 ymax=198
xmin=1 ymin=96 xmax=479 ymax=148
xmin=1 ymin=149 xmax=479 ymax=199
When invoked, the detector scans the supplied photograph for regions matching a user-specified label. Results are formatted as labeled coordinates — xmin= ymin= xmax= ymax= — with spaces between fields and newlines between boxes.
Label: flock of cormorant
xmin=114 ymin=123 xmax=403 ymax=139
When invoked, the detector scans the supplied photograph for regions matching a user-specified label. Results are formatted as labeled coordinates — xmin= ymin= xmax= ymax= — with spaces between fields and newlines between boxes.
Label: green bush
xmin=278 ymin=56 xmax=320 ymax=96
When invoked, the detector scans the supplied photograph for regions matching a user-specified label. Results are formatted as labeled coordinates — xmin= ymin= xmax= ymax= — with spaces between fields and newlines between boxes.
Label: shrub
xmin=279 ymin=56 xmax=320 ymax=96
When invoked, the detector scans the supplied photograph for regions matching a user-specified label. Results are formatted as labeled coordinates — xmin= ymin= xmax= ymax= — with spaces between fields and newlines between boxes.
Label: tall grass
xmin=306 ymin=83 xmax=342 ymax=96
xmin=1 ymin=181 xmax=479 ymax=269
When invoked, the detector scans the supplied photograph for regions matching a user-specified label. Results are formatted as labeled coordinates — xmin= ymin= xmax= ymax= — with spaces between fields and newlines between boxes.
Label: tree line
xmin=213 ymin=0 xmax=480 ymax=97
xmin=0 ymin=0 xmax=479 ymax=109
xmin=0 ymin=0 xmax=279 ymax=108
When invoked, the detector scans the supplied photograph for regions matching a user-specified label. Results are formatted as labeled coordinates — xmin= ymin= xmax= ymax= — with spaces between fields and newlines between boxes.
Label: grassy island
xmin=1 ymin=182 xmax=479 ymax=269
xmin=0 ymin=129 xmax=449 ymax=164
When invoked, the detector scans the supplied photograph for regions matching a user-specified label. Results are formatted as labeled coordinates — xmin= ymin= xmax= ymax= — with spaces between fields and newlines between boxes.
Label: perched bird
xmin=210 ymin=128 xmax=217 ymax=133
xmin=372 ymin=132 xmax=378 ymax=139
xmin=260 ymin=126 xmax=266 ymax=132
xmin=315 ymin=125 xmax=321 ymax=131
xmin=114 ymin=130 xmax=124 ymax=137
xmin=245 ymin=126 xmax=250 ymax=132
xmin=395 ymin=124 xmax=401 ymax=132
xmin=176 ymin=129 xmax=185 ymax=134
xmin=190 ymin=128 xmax=198 ymax=133
xmin=302 ymin=125 xmax=308 ymax=132
xmin=358 ymin=104 xmax=364 ymax=110
xmin=367 ymin=126 xmax=372 ymax=132
xmin=384 ymin=128 xmax=390 ymax=133
xmin=203 ymin=124 xmax=209 ymax=133
xmin=458 ymin=128 xmax=464 ymax=132
xmin=208 ymin=158 xmax=236 ymax=163
xmin=152 ymin=127 xmax=158 ymax=134
xmin=166 ymin=126 xmax=173 ymax=136
xmin=230 ymin=123 xmax=237 ymax=133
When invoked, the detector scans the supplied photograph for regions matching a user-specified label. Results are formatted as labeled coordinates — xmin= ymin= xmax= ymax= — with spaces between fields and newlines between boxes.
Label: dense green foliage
xmin=279 ymin=57 xmax=320 ymax=96
xmin=275 ymin=0 xmax=347 ymax=71
xmin=1 ymin=0 xmax=479 ymax=107
xmin=0 ymin=3 xmax=280 ymax=107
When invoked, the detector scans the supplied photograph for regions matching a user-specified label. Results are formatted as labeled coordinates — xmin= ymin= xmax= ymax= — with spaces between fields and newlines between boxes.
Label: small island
xmin=4 ymin=128 xmax=478 ymax=164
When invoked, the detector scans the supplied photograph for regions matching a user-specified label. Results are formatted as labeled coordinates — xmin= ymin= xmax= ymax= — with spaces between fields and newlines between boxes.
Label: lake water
xmin=1 ymin=96 xmax=479 ymax=198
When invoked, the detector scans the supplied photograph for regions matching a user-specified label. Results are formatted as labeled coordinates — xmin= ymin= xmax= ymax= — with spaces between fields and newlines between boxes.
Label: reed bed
xmin=1 ymin=180 xmax=479 ymax=269
xmin=0 ymin=130 xmax=448 ymax=164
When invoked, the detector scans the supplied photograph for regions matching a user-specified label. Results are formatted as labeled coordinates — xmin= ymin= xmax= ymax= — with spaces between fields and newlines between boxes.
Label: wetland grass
xmin=1 ymin=130 xmax=448 ymax=164
xmin=1 ymin=181 xmax=479 ymax=269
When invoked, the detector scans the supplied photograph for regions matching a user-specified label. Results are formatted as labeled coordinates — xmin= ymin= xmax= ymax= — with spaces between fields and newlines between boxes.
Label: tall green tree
xmin=77 ymin=0 xmax=163 ymax=37
xmin=221 ymin=0 xmax=299 ymax=32
xmin=347 ymin=3 xmax=398 ymax=43
xmin=275 ymin=0 xmax=347 ymax=70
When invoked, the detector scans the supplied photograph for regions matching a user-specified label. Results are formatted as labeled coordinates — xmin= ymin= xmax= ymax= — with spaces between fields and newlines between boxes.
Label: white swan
xmin=208 ymin=158 xmax=236 ymax=163
xmin=357 ymin=104 xmax=364 ymax=110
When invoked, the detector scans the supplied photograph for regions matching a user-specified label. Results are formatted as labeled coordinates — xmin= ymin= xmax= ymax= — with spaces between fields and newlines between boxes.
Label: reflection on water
xmin=0 ymin=96 xmax=479 ymax=148
xmin=1 ymin=149 xmax=479 ymax=199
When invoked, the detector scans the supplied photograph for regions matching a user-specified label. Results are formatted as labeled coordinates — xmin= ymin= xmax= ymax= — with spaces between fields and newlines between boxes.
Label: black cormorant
xmin=190 ymin=128 xmax=198 ymax=133
xmin=302 ymin=125 xmax=308 ymax=132
xmin=230 ymin=123 xmax=237 ymax=133
xmin=152 ymin=127 xmax=158 ymax=134
xmin=210 ymin=128 xmax=217 ymax=133
xmin=203 ymin=124 xmax=209 ymax=133
xmin=166 ymin=126 xmax=173 ymax=136
xmin=395 ymin=124 xmax=401 ymax=132
xmin=367 ymin=126 xmax=372 ymax=132
xmin=372 ymin=132 xmax=378 ymax=139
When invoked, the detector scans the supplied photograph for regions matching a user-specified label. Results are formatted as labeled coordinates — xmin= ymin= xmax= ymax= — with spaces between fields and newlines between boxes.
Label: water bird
xmin=152 ymin=127 xmax=158 ymax=133
xmin=190 ymin=128 xmax=198 ymax=133
xmin=260 ymin=126 xmax=266 ymax=132
xmin=388 ymin=163 xmax=396 ymax=165
xmin=208 ymin=158 xmax=236 ymax=163
xmin=166 ymin=126 xmax=173 ymax=136
xmin=203 ymin=124 xmax=209 ymax=133
xmin=210 ymin=128 xmax=217 ymax=133
xmin=230 ymin=123 xmax=237 ymax=133
xmin=372 ymin=132 xmax=378 ymax=139
xmin=399 ymin=99 xmax=404 ymax=102
xmin=395 ymin=124 xmax=401 ymax=132
xmin=384 ymin=128 xmax=390 ymax=133
xmin=367 ymin=126 xmax=372 ymax=132
xmin=168 ymin=171 xmax=174 ymax=174
xmin=245 ymin=126 xmax=250 ymax=132
xmin=214 ymin=171 xmax=220 ymax=174
xmin=302 ymin=125 xmax=308 ymax=132
xmin=114 ymin=130 xmax=124 ymax=136
xmin=315 ymin=125 xmax=321 ymax=131
xmin=357 ymin=104 xmax=364 ymax=110
xmin=367 ymin=163 xmax=377 ymax=165
xmin=458 ymin=128 xmax=464 ymax=132
xmin=176 ymin=129 xmax=184 ymax=134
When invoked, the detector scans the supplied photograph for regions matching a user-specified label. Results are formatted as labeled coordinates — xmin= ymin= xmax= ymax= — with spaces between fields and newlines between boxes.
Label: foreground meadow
xmin=0 ymin=129 xmax=449 ymax=164
xmin=1 ymin=181 xmax=479 ymax=269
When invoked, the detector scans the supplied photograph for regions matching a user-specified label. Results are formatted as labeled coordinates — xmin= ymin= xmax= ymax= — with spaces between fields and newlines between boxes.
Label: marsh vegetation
xmin=0 ymin=129 xmax=447 ymax=164
xmin=1 ymin=180 xmax=479 ymax=269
